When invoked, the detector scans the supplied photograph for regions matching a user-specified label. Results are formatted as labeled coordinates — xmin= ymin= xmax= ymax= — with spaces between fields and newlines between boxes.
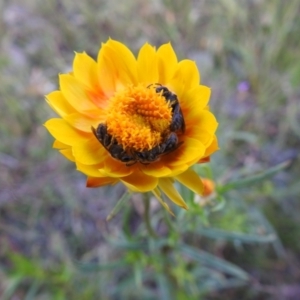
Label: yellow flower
xmin=44 ymin=39 xmax=218 ymax=211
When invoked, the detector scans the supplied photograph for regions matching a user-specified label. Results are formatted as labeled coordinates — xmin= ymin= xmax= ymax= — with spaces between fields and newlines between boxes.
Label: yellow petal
xmin=64 ymin=111 xmax=105 ymax=132
xmin=137 ymin=43 xmax=158 ymax=84
xmin=186 ymin=110 xmax=218 ymax=136
xmin=98 ymin=40 xmax=138 ymax=91
xmin=53 ymin=140 xmax=69 ymax=149
xmin=141 ymin=161 xmax=172 ymax=177
xmin=182 ymin=85 xmax=211 ymax=111
xmin=175 ymin=60 xmax=200 ymax=87
xmin=76 ymin=161 xmax=105 ymax=177
xmin=44 ymin=118 xmax=90 ymax=146
xmin=106 ymin=39 xmax=138 ymax=82
xmin=175 ymin=168 xmax=204 ymax=195
xmin=121 ymin=172 xmax=158 ymax=192
xmin=46 ymin=91 xmax=75 ymax=117
xmin=157 ymin=42 xmax=178 ymax=83
xmin=169 ymin=60 xmax=200 ymax=99
xmin=59 ymin=74 xmax=98 ymax=111
xmin=72 ymin=137 xmax=107 ymax=165
xmin=76 ymin=109 xmax=107 ymax=119
xmin=100 ymin=155 xmax=134 ymax=177
xmin=73 ymin=52 xmax=99 ymax=92
xmin=86 ymin=176 xmax=118 ymax=187
xmin=185 ymin=128 xmax=213 ymax=147
xmin=159 ymin=137 xmax=205 ymax=177
xmin=152 ymin=188 xmax=174 ymax=216
xmin=166 ymin=164 xmax=190 ymax=177
xmin=158 ymin=178 xmax=188 ymax=209
xmin=97 ymin=47 xmax=117 ymax=97
xmin=59 ymin=148 xmax=75 ymax=162
xmin=203 ymin=135 xmax=219 ymax=158
xmin=165 ymin=137 xmax=205 ymax=167
xmin=87 ymin=90 xmax=109 ymax=109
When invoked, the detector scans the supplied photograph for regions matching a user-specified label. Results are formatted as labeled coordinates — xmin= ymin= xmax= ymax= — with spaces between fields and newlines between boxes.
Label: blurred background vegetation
xmin=0 ymin=0 xmax=300 ymax=299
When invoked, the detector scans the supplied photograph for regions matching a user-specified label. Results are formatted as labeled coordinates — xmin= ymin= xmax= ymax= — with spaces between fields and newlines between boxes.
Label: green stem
xmin=163 ymin=206 xmax=175 ymax=232
xmin=143 ymin=193 xmax=157 ymax=238
xmin=106 ymin=190 xmax=132 ymax=221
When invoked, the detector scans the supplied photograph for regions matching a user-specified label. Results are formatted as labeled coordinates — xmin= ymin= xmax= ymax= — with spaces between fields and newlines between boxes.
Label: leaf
xmin=250 ymin=209 xmax=286 ymax=257
xmin=106 ymin=190 xmax=132 ymax=221
xmin=219 ymin=160 xmax=291 ymax=193
xmin=8 ymin=253 xmax=44 ymax=279
xmin=1 ymin=276 xmax=22 ymax=300
xmin=107 ymin=239 xmax=145 ymax=250
xmin=24 ymin=281 xmax=40 ymax=300
xmin=74 ymin=259 xmax=128 ymax=272
xmin=107 ymin=237 xmax=172 ymax=251
xmin=179 ymin=245 xmax=249 ymax=281
xmin=196 ymin=227 xmax=276 ymax=243
xmin=156 ymin=273 xmax=173 ymax=300
xmin=199 ymin=277 xmax=248 ymax=292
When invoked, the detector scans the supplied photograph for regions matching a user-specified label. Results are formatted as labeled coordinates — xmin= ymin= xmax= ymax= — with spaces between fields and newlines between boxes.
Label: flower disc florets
xmin=106 ymin=84 xmax=172 ymax=152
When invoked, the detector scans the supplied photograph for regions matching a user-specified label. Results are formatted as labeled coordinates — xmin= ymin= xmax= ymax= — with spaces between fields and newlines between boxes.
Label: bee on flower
xmin=44 ymin=39 xmax=218 ymax=212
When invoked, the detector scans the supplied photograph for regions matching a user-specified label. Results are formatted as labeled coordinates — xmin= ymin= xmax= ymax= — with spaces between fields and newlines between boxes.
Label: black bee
xmin=170 ymin=101 xmax=185 ymax=133
xmin=134 ymin=132 xmax=182 ymax=165
xmin=161 ymin=132 xmax=182 ymax=153
xmin=149 ymin=83 xmax=178 ymax=107
xmin=148 ymin=83 xmax=185 ymax=133
xmin=92 ymin=124 xmax=135 ymax=165
xmin=93 ymin=123 xmax=183 ymax=166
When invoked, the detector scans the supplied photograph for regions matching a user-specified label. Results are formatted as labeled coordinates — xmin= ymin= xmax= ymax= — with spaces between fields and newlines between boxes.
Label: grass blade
xmin=196 ymin=227 xmax=276 ymax=243
xmin=179 ymin=245 xmax=249 ymax=281
xmin=219 ymin=160 xmax=291 ymax=193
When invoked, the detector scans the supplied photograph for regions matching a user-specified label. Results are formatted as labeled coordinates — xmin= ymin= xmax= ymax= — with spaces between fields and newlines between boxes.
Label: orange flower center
xmin=105 ymin=84 xmax=172 ymax=151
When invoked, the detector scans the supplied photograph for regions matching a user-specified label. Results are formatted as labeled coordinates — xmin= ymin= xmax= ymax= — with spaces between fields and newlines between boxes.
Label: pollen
xmin=105 ymin=84 xmax=172 ymax=151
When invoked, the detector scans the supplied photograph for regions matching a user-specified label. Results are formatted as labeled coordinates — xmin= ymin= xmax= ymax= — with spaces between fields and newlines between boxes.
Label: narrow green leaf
xmin=250 ymin=209 xmax=286 ymax=257
xmin=179 ymin=245 xmax=249 ymax=281
xmin=24 ymin=281 xmax=40 ymax=300
xmin=106 ymin=190 xmax=132 ymax=221
xmin=133 ymin=263 xmax=142 ymax=288
xmin=75 ymin=259 xmax=127 ymax=272
xmin=2 ymin=276 xmax=22 ymax=300
xmin=219 ymin=160 xmax=291 ymax=193
xmin=200 ymin=278 xmax=248 ymax=292
xmin=196 ymin=227 xmax=276 ymax=243
xmin=107 ymin=239 xmax=145 ymax=250
xmin=107 ymin=237 xmax=172 ymax=251
xmin=156 ymin=273 xmax=173 ymax=300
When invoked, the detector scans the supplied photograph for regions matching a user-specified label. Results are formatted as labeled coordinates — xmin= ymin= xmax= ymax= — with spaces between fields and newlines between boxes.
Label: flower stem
xmin=143 ymin=193 xmax=157 ymax=238
xmin=163 ymin=206 xmax=175 ymax=232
